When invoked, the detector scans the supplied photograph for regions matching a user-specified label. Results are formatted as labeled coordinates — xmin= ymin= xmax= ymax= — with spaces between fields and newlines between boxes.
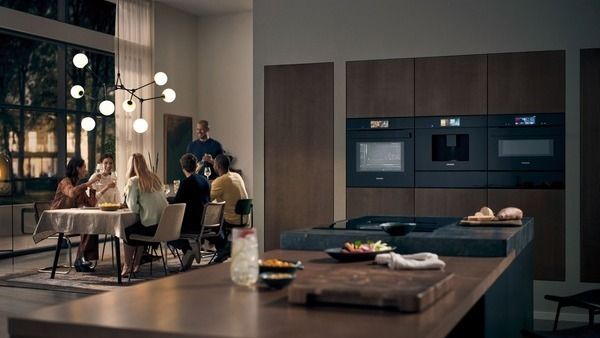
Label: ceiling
xmin=154 ymin=0 xmax=252 ymax=17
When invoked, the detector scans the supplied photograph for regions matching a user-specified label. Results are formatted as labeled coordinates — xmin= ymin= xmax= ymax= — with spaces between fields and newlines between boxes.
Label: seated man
xmin=211 ymin=154 xmax=249 ymax=262
xmin=167 ymin=153 xmax=215 ymax=270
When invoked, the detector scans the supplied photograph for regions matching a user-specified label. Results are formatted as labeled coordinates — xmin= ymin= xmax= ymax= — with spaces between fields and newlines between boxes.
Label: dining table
xmin=33 ymin=207 xmax=139 ymax=284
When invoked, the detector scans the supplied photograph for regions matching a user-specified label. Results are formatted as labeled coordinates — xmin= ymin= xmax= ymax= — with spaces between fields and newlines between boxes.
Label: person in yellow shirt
xmin=211 ymin=154 xmax=248 ymax=262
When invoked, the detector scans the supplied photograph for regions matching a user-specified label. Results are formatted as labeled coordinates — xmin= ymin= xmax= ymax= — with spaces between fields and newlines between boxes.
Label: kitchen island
xmin=9 ymin=249 xmax=526 ymax=338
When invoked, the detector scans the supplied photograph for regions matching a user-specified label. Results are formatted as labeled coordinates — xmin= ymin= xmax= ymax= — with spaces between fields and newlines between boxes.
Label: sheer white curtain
xmin=114 ymin=0 xmax=155 ymax=191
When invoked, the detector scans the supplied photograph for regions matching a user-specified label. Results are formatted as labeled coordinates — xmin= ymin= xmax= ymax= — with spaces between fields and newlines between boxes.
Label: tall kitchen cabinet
xmin=488 ymin=51 xmax=565 ymax=114
xmin=488 ymin=189 xmax=565 ymax=281
xmin=346 ymin=58 xmax=414 ymax=217
xmin=415 ymin=54 xmax=487 ymax=116
xmin=264 ymin=63 xmax=334 ymax=251
xmin=414 ymin=54 xmax=488 ymax=216
xmin=488 ymin=50 xmax=566 ymax=281
xmin=580 ymin=48 xmax=600 ymax=282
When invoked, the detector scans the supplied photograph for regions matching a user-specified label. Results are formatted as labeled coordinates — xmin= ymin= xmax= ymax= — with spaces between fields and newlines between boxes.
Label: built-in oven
xmin=347 ymin=117 xmax=414 ymax=187
xmin=487 ymin=113 xmax=565 ymax=188
xmin=415 ymin=115 xmax=487 ymax=187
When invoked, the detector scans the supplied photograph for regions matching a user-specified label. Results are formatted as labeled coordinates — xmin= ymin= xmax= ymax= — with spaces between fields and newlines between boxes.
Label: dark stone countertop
xmin=280 ymin=217 xmax=533 ymax=257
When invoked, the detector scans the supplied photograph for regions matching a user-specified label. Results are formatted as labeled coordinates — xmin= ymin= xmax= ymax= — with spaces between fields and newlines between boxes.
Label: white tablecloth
xmin=33 ymin=208 xmax=139 ymax=244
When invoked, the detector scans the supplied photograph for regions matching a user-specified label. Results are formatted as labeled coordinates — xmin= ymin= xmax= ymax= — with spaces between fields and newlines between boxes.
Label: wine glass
xmin=203 ymin=166 xmax=211 ymax=180
xmin=163 ymin=184 xmax=171 ymax=196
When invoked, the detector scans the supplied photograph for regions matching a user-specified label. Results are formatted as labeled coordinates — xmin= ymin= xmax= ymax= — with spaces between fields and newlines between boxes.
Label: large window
xmin=0 ymin=0 xmax=115 ymax=35
xmin=0 ymin=27 xmax=115 ymax=205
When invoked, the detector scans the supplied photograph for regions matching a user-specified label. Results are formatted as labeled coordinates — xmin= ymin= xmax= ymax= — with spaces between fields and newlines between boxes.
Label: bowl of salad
xmin=325 ymin=240 xmax=394 ymax=262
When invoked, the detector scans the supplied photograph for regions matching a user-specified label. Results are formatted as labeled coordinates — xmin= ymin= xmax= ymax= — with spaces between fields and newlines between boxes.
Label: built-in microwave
xmin=487 ymin=113 xmax=565 ymax=188
xmin=346 ymin=118 xmax=414 ymax=187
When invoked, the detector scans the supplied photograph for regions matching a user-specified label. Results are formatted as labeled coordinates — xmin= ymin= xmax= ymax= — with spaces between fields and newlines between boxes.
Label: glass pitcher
xmin=230 ymin=228 xmax=259 ymax=286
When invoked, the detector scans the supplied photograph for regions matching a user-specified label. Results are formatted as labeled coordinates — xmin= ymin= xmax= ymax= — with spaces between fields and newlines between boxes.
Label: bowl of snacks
xmin=258 ymin=258 xmax=303 ymax=274
xmin=99 ymin=202 xmax=121 ymax=211
xmin=325 ymin=240 xmax=394 ymax=262
xmin=259 ymin=272 xmax=296 ymax=289
xmin=380 ymin=222 xmax=416 ymax=236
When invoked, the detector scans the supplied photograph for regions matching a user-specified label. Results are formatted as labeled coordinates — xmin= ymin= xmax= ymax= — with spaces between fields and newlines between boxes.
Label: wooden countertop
xmin=9 ymin=250 xmax=515 ymax=338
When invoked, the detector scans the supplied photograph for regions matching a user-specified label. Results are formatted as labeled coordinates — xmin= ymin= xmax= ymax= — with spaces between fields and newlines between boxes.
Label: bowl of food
xmin=325 ymin=240 xmax=394 ymax=262
xmin=258 ymin=258 xmax=303 ymax=274
xmin=380 ymin=222 xmax=416 ymax=236
xmin=99 ymin=202 xmax=121 ymax=211
xmin=259 ymin=272 xmax=296 ymax=289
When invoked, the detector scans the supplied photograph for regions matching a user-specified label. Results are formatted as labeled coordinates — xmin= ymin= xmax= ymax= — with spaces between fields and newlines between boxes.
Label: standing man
xmin=211 ymin=154 xmax=249 ymax=262
xmin=186 ymin=120 xmax=223 ymax=180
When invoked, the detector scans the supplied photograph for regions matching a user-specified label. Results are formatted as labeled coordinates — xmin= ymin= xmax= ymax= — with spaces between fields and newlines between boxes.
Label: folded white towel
xmin=375 ymin=252 xmax=446 ymax=270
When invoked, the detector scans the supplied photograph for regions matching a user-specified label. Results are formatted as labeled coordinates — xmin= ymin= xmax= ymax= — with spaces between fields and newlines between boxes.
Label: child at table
xmin=51 ymin=157 xmax=101 ymax=272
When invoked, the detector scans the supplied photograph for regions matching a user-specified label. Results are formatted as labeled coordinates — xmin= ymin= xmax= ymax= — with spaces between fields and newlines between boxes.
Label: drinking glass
xmin=230 ymin=228 xmax=258 ymax=286
xmin=163 ymin=184 xmax=171 ymax=196
xmin=173 ymin=180 xmax=180 ymax=194
xmin=204 ymin=167 xmax=211 ymax=180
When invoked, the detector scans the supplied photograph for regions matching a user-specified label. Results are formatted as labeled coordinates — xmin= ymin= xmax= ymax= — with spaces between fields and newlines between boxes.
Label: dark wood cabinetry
xmin=488 ymin=189 xmax=565 ymax=281
xmin=346 ymin=58 xmax=414 ymax=118
xmin=264 ymin=63 xmax=334 ymax=251
xmin=488 ymin=51 xmax=565 ymax=114
xmin=580 ymin=48 xmax=600 ymax=282
xmin=415 ymin=54 xmax=487 ymax=116
xmin=415 ymin=189 xmax=487 ymax=217
xmin=346 ymin=188 xmax=414 ymax=219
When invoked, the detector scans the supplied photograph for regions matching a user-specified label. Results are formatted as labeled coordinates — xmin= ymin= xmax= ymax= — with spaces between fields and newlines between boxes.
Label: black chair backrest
xmin=234 ymin=199 xmax=253 ymax=226
xmin=34 ymin=201 xmax=52 ymax=223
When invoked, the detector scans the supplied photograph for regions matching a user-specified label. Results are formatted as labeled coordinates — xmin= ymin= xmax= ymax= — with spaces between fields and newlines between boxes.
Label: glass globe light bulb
xmin=99 ymin=100 xmax=115 ymax=116
xmin=81 ymin=117 xmax=96 ymax=131
xmin=70 ymin=85 xmax=84 ymax=99
xmin=162 ymin=88 xmax=176 ymax=103
xmin=73 ymin=53 xmax=88 ymax=69
xmin=133 ymin=118 xmax=148 ymax=133
xmin=154 ymin=72 xmax=168 ymax=86
xmin=122 ymin=99 xmax=136 ymax=113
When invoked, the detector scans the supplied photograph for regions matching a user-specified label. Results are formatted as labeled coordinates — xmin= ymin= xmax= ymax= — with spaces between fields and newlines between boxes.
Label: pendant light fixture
xmin=69 ymin=0 xmax=175 ymax=133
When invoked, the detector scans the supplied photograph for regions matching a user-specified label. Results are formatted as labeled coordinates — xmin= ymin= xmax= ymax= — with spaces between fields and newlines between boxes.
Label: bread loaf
xmin=496 ymin=207 xmax=523 ymax=220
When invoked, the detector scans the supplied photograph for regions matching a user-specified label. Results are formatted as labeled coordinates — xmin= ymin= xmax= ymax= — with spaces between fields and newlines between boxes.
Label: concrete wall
xmin=153 ymin=2 xmax=199 ymax=181
xmin=197 ymin=12 xmax=253 ymax=196
xmin=253 ymin=0 xmax=600 ymax=321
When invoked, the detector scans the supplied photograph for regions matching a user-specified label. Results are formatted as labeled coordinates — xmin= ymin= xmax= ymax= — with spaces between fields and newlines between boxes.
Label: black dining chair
xmin=545 ymin=289 xmax=600 ymax=331
xmin=35 ymin=201 xmax=75 ymax=274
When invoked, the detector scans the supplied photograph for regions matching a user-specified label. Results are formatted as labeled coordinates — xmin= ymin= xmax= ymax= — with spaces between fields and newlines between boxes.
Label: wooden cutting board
xmin=459 ymin=218 xmax=522 ymax=226
xmin=288 ymin=266 xmax=454 ymax=312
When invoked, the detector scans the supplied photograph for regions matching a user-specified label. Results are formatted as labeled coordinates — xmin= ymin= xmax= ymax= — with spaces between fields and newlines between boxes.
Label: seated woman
xmin=89 ymin=153 xmax=120 ymax=205
xmin=51 ymin=157 xmax=101 ymax=272
xmin=122 ymin=153 xmax=168 ymax=276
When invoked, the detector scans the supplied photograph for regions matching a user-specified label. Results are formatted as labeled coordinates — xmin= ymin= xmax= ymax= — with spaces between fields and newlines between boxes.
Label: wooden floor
xmin=0 ymin=250 xmax=98 ymax=338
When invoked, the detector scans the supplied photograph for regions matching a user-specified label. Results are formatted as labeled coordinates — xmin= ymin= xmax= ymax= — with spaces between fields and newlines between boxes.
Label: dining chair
xmin=545 ymin=289 xmax=600 ymax=330
xmin=35 ymin=201 xmax=74 ymax=274
xmin=127 ymin=203 xmax=186 ymax=281
xmin=222 ymin=199 xmax=253 ymax=240
xmin=180 ymin=201 xmax=226 ymax=265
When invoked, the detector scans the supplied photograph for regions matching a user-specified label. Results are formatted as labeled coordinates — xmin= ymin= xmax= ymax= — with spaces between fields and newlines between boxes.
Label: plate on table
xmin=99 ymin=204 xmax=121 ymax=211
xmin=324 ymin=247 xmax=395 ymax=262
xmin=80 ymin=206 xmax=100 ymax=210
xmin=258 ymin=259 xmax=304 ymax=274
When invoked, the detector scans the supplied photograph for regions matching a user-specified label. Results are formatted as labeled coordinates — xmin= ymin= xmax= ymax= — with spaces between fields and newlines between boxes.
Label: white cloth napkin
xmin=375 ymin=252 xmax=446 ymax=270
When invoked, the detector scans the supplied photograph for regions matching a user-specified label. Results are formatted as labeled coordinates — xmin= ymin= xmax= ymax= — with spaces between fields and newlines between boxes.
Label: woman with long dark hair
xmin=51 ymin=157 xmax=101 ymax=272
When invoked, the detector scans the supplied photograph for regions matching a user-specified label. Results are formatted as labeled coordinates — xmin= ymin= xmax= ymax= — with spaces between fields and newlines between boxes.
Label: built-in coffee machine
xmin=415 ymin=115 xmax=487 ymax=187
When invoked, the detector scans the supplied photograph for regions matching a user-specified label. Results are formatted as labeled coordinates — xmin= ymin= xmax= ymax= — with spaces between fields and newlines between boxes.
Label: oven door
xmin=346 ymin=130 xmax=414 ymax=187
xmin=488 ymin=127 xmax=564 ymax=171
xmin=415 ymin=128 xmax=487 ymax=171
